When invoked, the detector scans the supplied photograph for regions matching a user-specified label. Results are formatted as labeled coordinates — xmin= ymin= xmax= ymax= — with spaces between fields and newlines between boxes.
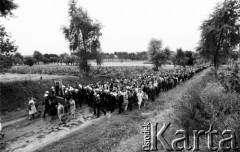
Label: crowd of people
xmin=28 ymin=65 xmax=209 ymax=124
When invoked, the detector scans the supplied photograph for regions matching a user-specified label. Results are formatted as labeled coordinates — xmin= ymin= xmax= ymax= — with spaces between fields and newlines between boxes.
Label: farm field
xmin=0 ymin=73 xmax=70 ymax=82
xmin=89 ymin=60 xmax=152 ymax=66
xmin=8 ymin=61 xmax=174 ymax=77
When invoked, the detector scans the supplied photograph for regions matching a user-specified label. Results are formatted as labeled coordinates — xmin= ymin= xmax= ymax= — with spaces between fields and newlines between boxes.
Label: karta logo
xmin=142 ymin=123 xmax=239 ymax=151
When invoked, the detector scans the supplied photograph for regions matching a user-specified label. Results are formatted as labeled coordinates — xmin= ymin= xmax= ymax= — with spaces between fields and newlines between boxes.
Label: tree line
xmin=101 ymin=51 xmax=148 ymax=61
xmin=11 ymin=50 xmax=149 ymax=67
xmin=11 ymin=51 xmax=78 ymax=66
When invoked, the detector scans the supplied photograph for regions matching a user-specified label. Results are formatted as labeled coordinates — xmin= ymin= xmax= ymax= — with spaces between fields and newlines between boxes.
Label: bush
xmin=175 ymin=68 xmax=240 ymax=143
xmin=24 ymin=57 xmax=35 ymax=66
xmin=0 ymin=55 xmax=13 ymax=73
xmin=219 ymin=64 xmax=240 ymax=93
xmin=175 ymin=85 xmax=211 ymax=132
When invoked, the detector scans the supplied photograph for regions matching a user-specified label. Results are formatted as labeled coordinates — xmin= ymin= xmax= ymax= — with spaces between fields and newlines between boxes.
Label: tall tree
xmin=197 ymin=0 xmax=240 ymax=71
xmin=0 ymin=0 xmax=18 ymax=73
xmin=175 ymin=48 xmax=185 ymax=67
xmin=13 ymin=52 xmax=23 ymax=65
xmin=33 ymin=50 xmax=43 ymax=64
xmin=62 ymin=0 xmax=102 ymax=74
xmin=185 ymin=50 xmax=195 ymax=66
xmin=0 ymin=0 xmax=18 ymax=17
xmin=148 ymin=38 xmax=167 ymax=70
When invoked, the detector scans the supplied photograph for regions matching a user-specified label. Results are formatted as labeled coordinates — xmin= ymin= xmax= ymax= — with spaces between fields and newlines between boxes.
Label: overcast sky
xmin=1 ymin=0 xmax=222 ymax=55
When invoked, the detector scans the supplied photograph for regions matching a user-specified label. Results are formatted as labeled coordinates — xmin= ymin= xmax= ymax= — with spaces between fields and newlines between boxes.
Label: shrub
xmin=175 ymin=68 xmax=240 ymax=144
xmin=175 ymin=85 xmax=211 ymax=132
xmin=24 ymin=57 xmax=35 ymax=66
xmin=219 ymin=64 xmax=240 ymax=93
xmin=0 ymin=55 xmax=13 ymax=73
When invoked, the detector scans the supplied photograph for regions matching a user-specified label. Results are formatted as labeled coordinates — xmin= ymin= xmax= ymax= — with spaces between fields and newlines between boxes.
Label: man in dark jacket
xmin=42 ymin=92 xmax=51 ymax=118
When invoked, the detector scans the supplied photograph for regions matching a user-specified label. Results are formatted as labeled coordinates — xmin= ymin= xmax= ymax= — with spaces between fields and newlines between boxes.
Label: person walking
xmin=42 ymin=93 xmax=50 ymax=118
xmin=69 ymin=97 xmax=76 ymax=118
xmin=28 ymin=98 xmax=38 ymax=120
xmin=0 ymin=118 xmax=5 ymax=139
xmin=57 ymin=102 xmax=66 ymax=125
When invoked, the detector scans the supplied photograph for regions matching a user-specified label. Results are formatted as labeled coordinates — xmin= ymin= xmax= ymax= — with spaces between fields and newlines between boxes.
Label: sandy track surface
xmin=1 ymin=105 xmax=103 ymax=152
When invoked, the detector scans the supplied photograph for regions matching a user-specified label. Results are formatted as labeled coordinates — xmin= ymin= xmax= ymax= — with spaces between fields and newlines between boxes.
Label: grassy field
xmin=0 ymin=73 xmax=67 ymax=82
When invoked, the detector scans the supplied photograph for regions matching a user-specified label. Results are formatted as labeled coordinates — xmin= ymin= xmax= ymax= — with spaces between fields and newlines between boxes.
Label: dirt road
xmin=1 ymin=105 xmax=104 ymax=152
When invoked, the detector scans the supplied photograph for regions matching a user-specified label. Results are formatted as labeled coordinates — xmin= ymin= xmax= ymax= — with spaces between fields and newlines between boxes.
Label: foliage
xmin=63 ymin=54 xmax=78 ymax=65
xmin=62 ymin=0 xmax=102 ymax=74
xmin=0 ymin=0 xmax=18 ymax=17
xmin=197 ymin=0 xmax=240 ymax=70
xmin=173 ymin=49 xmax=196 ymax=68
xmin=0 ymin=25 xmax=17 ymax=73
xmin=103 ymin=51 xmax=148 ymax=61
xmin=0 ymin=54 xmax=13 ymax=73
xmin=12 ymin=52 xmax=24 ymax=65
xmin=13 ymin=56 xmax=23 ymax=65
xmin=219 ymin=64 xmax=240 ymax=93
xmin=9 ymin=64 xmax=155 ymax=79
xmin=185 ymin=50 xmax=195 ymax=66
xmin=42 ymin=53 xmax=59 ymax=64
xmin=33 ymin=50 xmax=43 ymax=64
xmin=95 ymin=51 xmax=103 ymax=66
xmin=24 ymin=57 xmax=35 ymax=66
xmin=0 ymin=0 xmax=18 ymax=73
xmin=229 ymin=50 xmax=240 ymax=62
xmin=175 ymin=67 xmax=240 ymax=141
xmin=10 ymin=65 xmax=80 ymax=76
xmin=148 ymin=38 xmax=169 ymax=70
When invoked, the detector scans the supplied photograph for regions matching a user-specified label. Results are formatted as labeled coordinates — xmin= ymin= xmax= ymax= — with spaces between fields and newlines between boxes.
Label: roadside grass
xmin=174 ymin=67 xmax=240 ymax=151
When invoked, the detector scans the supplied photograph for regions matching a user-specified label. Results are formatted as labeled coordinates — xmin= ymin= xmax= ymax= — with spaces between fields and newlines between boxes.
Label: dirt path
xmin=1 ymin=105 xmax=104 ymax=152
xmin=111 ymin=68 xmax=211 ymax=152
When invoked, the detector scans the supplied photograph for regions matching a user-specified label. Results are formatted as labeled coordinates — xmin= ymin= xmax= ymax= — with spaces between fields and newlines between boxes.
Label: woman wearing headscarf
xmin=69 ymin=97 xmax=76 ymax=118
xmin=28 ymin=98 xmax=38 ymax=120
xmin=57 ymin=102 xmax=66 ymax=124
xmin=0 ymin=118 xmax=5 ymax=139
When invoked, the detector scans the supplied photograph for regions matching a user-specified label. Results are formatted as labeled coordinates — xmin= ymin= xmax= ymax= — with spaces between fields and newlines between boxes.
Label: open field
xmin=89 ymin=60 xmax=152 ymax=67
xmin=8 ymin=62 xmax=174 ymax=77
xmin=0 ymin=73 xmax=68 ymax=82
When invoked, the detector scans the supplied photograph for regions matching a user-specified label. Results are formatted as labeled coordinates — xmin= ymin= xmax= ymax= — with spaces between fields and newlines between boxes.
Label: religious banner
xmin=52 ymin=79 xmax=64 ymax=97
